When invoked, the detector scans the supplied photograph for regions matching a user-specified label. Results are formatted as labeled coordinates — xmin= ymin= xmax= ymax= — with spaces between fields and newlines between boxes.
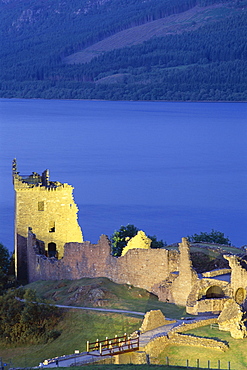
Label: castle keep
xmin=14 ymin=161 xmax=247 ymax=318
xmin=13 ymin=159 xmax=83 ymax=280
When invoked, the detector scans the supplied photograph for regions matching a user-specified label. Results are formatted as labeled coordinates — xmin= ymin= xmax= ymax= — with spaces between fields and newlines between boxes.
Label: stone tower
xmin=12 ymin=159 xmax=83 ymax=280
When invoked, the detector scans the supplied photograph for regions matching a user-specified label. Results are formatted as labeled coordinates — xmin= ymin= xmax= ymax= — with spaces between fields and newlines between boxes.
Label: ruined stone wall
xmin=171 ymin=238 xmax=198 ymax=306
xmin=186 ymin=278 xmax=231 ymax=315
xmin=224 ymin=255 xmax=247 ymax=306
xmin=108 ymin=248 xmax=179 ymax=293
xmin=27 ymin=232 xmax=180 ymax=297
xmin=27 ymin=236 xmax=112 ymax=282
xmin=187 ymin=298 xmax=229 ymax=315
xmin=139 ymin=310 xmax=175 ymax=333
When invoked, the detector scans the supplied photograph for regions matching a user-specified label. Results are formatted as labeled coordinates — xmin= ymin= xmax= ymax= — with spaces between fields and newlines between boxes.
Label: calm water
xmin=0 ymin=99 xmax=246 ymax=252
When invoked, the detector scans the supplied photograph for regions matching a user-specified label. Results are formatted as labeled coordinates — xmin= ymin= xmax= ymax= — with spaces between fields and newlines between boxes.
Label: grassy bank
xmin=0 ymin=310 xmax=141 ymax=367
xmin=26 ymin=278 xmax=188 ymax=319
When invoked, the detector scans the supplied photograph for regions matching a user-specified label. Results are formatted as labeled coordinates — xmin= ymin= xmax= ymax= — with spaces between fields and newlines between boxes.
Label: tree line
xmin=1 ymin=0 xmax=246 ymax=100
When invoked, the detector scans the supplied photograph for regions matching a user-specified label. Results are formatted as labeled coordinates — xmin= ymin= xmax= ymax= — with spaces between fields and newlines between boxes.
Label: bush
xmin=187 ymin=230 xmax=231 ymax=245
xmin=0 ymin=288 xmax=62 ymax=344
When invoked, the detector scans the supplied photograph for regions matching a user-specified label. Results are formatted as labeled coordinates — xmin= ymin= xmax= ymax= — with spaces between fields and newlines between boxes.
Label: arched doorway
xmin=48 ymin=242 xmax=57 ymax=258
xmin=206 ymin=286 xmax=225 ymax=298
xmin=235 ymin=288 xmax=246 ymax=304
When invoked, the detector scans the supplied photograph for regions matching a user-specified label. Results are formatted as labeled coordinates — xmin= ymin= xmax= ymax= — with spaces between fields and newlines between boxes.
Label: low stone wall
xmin=169 ymin=317 xmax=218 ymax=335
xmin=143 ymin=317 xmax=227 ymax=359
xmin=144 ymin=335 xmax=170 ymax=357
xmin=202 ymin=269 xmax=231 ymax=278
xmin=168 ymin=332 xmax=228 ymax=351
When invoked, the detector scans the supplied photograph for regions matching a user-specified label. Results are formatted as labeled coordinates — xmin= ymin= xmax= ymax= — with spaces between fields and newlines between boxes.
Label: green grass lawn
xmin=63 ymin=366 xmax=197 ymax=370
xmin=158 ymin=325 xmax=247 ymax=370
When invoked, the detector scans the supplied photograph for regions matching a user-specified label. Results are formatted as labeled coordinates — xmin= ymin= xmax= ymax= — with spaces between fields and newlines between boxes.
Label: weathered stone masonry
xmin=13 ymin=159 xmax=83 ymax=280
xmin=15 ymin=161 xmax=247 ymax=317
xmin=27 ymin=228 xmax=247 ymax=318
xmin=27 ymin=230 xmax=179 ymax=296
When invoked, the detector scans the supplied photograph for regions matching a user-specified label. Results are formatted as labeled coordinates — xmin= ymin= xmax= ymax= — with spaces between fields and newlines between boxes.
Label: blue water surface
xmin=0 ymin=99 xmax=246 ymax=251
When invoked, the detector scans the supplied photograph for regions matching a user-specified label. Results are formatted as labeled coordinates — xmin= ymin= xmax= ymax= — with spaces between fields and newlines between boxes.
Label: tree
xmin=148 ymin=235 xmax=166 ymax=249
xmin=0 ymin=243 xmax=10 ymax=274
xmin=111 ymin=224 xmax=166 ymax=256
xmin=111 ymin=224 xmax=139 ymax=256
xmin=0 ymin=243 xmax=10 ymax=293
xmin=0 ymin=288 xmax=61 ymax=344
xmin=187 ymin=229 xmax=231 ymax=245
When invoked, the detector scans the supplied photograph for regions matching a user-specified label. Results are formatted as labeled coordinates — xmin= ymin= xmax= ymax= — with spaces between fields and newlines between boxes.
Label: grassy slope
xmin=0 ymin=310 xmax=142 ymax=367
xmin=0 ymin=278 xmax=187 ymax=366
xmin=26 ymin=277 xmax=188 ymax=317
xmin=64 ymin=3 xmax=239 ymax=65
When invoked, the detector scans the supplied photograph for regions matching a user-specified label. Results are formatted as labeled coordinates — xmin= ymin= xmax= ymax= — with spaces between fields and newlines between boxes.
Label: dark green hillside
xmin=0 ymin=0 xmax=246 ymax=100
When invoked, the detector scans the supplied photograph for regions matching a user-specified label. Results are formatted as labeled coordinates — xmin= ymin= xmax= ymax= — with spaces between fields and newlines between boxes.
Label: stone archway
xmin=48 ymin=242 xmax=57 ymax=258
xmin=206 ymin=285 xmax=225 ymax=298
xmin=235 ymin=288 xmax=246 ymax=304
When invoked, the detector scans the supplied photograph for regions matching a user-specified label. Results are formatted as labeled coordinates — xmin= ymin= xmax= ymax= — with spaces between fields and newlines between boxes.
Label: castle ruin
xmin=13 ymin=161 xmax=247 ymax=316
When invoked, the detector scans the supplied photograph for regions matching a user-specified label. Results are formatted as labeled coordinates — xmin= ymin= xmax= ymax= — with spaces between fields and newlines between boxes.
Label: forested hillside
xmin=1 ymin=0 xmax=246 ymax=101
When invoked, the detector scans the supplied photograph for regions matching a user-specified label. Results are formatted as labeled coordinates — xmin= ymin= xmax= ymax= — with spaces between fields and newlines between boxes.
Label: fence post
xmin=146 ymin=354 xmax=150 ymax=365
xmin=228 ymin=361 xmax=230 ymax=370
xmin=208 ymin=360 xmax=210 ymax=369
xmin=197 ymin=359 xmax=199 ymax=368
xmin=86 ymin=341 xmax=89 ymax=353
xmin=186 ymin=359 xmax=189 ymax=368
xmin=166 ymin=356 xmax=169 ymax=366
xmin=99 ymin=343 xmax=102 ymax=355
xmin=218 ymin=359 xmax=220 ymax=369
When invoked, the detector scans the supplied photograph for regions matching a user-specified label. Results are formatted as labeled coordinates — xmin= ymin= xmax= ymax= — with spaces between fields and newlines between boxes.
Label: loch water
xmin=0 ymin=99 xmax=246 ymax=252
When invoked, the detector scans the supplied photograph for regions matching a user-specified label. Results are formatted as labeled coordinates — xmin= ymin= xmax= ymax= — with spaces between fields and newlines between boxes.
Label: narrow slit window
xmin=49 ymin=221 xmax=55 ymax=233
xmin=38 ymin=201 xmax=44 ymax=211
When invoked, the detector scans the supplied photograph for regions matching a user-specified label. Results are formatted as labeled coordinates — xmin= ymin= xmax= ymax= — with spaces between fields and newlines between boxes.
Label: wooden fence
xmin=86 ymin=334 xmax=139 ymax=356
xmin=163 ymin=356 xmax=231 ymax=369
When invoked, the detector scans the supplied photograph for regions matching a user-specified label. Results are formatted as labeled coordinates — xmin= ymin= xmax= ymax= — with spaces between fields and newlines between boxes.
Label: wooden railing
xmin=86 ymin=334 xmax=139 ymax=356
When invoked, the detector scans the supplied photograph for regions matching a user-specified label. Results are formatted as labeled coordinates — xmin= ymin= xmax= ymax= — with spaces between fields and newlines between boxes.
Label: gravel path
xmin=55 ymin=304 xmax=145 ymax=316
